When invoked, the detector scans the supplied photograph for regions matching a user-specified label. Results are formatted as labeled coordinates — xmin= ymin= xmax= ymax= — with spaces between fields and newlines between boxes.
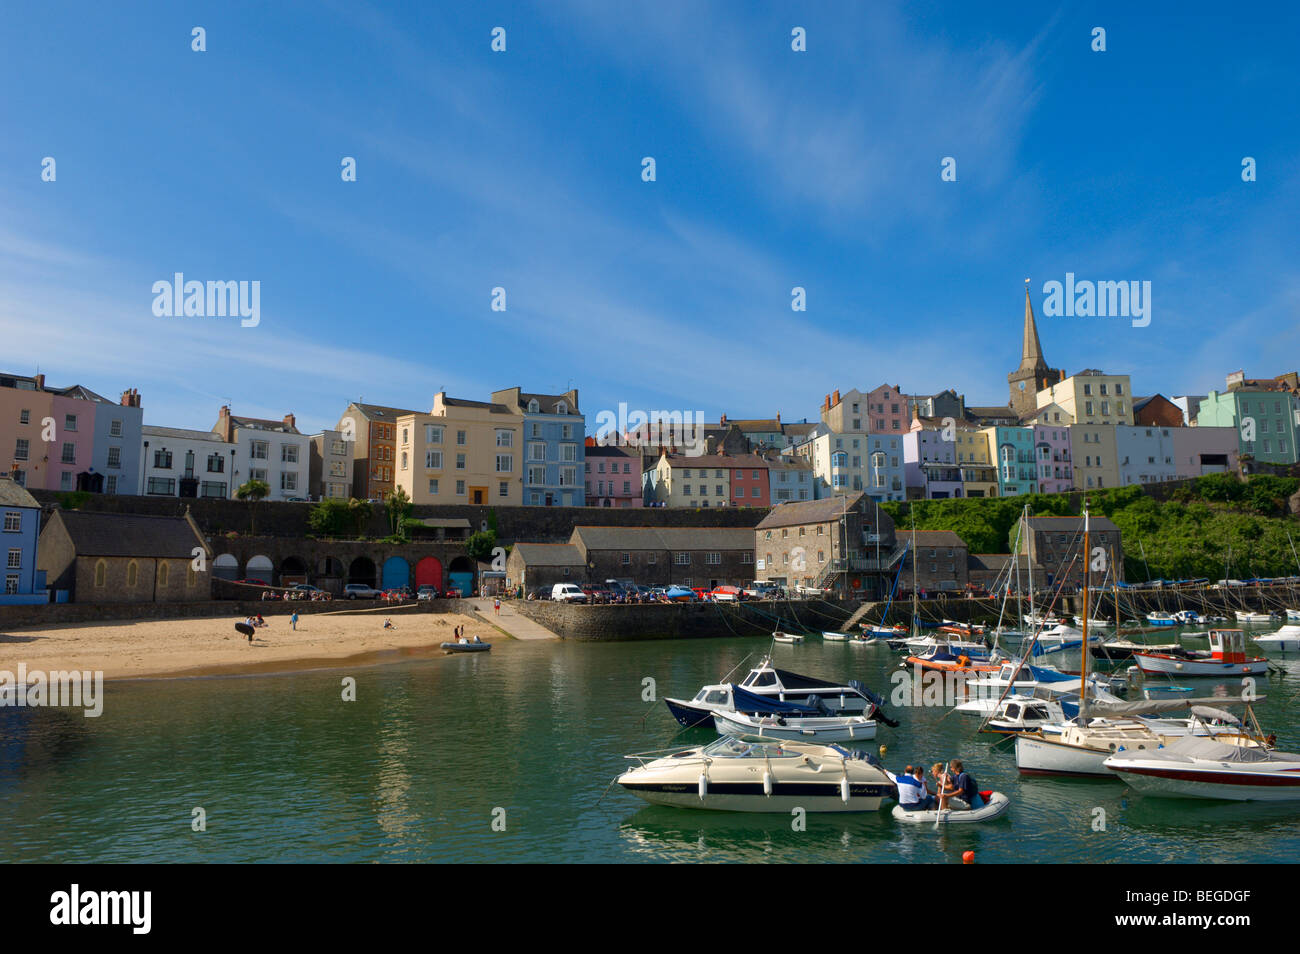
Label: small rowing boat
xmin=891 ymin=791 xmax=1011 ymax=824
xmin=773 ymin=631 xmax=805 ymax=643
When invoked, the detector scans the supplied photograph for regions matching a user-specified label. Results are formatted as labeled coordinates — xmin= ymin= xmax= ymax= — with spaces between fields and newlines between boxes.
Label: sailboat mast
xmin=910 ymin=508 xmax=919 ymax=636
xmin=1080 ymin=507 xmax=1091 ymax=718
xmin=1025 ymin=505 xmax=1034 ymax=627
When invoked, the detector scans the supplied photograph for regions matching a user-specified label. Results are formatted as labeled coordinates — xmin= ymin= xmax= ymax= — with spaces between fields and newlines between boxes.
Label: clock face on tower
xmin=1018 ymin=381 xmax=1026 ymax=391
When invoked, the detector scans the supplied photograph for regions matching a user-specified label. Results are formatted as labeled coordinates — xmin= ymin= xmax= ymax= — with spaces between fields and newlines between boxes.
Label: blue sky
xmin=2 ymin=1 xmax=1297 ymax=435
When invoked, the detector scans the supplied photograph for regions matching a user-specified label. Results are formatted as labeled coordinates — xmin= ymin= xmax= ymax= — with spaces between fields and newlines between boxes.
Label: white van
xmin=552 ymin=583 xmax=588 ymax=604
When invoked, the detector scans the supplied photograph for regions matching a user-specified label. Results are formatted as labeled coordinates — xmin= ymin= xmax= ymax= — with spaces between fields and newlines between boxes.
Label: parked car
xmin=552 ymin=583 xmax=588 ymax=604
xmin=416 ymin=585 xmax=439 ymax=601
xmin=291 ymin=584 xmax=324 ymax=595
xmin=235 ymin=578 xmax=270 ymax=587
xmin=710 ymin=585 xmax=743 ymax=602
xmin=344 ymin=583 xmax=380 ymax=599
xmin=443 ymin=585 xmax=464 ymax=599
xmin=743 ymin=581 xmax=778 ymax=599
xmin=527 ymin=585 xmax=551 ymax=601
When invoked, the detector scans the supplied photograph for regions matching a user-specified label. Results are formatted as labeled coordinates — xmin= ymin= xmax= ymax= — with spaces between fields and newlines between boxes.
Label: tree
xmin=384 ymin=487 xmax=413 ymax=538
xmin=466 ymin=529 xmax=497 ymax=562
xmin=347 ymin=497 xmax=374 ymax=538
xmin=308 ymin=498 xmax=352 ymax=537
xmin=235 ymin=479 xmax=270 ymax=534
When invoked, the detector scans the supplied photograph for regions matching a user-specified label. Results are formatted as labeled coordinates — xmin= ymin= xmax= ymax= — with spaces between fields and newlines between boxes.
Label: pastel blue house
xmin=0 ymin=477 xmax=46 ymax=604
xmin=491 ymin=388 xmax=586 ymax=506
xmin=990 ymin=425 xmax=1038 ymax=496
xmin=89 ymin=388 xmax=144 ymax=495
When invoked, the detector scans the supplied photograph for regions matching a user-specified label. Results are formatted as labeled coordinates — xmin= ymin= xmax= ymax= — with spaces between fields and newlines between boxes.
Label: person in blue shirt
xmin=949 ymin=759 xmax=985 ymax=810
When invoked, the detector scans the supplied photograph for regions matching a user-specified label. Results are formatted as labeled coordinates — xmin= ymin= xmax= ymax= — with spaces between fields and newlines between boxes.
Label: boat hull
xmin=617 ymin=781 xmax=890 ymax=813
xmin=1015 ymin=734 xmax=1133 ymax=778
xmin=1132 ymin=653 xmax=1269 ymax=677
xmin=1104 ymin=763 xmax=1300 ymax=801
xmin=892 ymin=791 xmax=1011 ymax=823
xmin=711 ymin=712 xmax=877 ymax=742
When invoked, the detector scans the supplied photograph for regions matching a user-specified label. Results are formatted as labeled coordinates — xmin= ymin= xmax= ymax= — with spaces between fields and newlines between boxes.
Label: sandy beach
xmin=0 ymin=608 xmax=509 ymax=681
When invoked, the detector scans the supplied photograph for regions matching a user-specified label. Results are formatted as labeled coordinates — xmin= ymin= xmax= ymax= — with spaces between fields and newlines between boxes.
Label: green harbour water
xmin=3 ymin=627 xmax=1299 ymax=864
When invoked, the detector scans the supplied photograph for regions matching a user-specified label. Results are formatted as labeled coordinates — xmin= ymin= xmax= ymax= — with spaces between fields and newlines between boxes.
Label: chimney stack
xmin=217 ymin=405 xmax=232 ymax=442
xmin=283 ymin=413 xmax=297 ymax=431
xmin=720 ymin=413 xmax=727 ymax=426
xmin=775 ymin=412 xmax=781 ymax=424
xmin=832 ymin=389 xmax=841 ymax=406
xmin=34 ymin=374 xmax=45 ymax=390
xmin=824 ymin=394 xmax=831 ymax=412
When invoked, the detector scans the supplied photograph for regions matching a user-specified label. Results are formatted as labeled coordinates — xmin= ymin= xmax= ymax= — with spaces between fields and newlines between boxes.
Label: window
xmin=5 ymin=576 xmax=17 ymax=595
xmin=207 ymin=454 xmax=225 ymax=473
xmin=499 ymin=481 xmax=509 ymax=497
xmin=157 ymin=562 xmax=169 ymax=587
xmin=127 ymin=561 xmax=139 ymax=587
xmin=455 ymin=480 xmax=466 ymax=496
xmin=400 ymin=451 xmax=409 ymax=470
xmin=282 ymin=444 xmax=299 ymax=463
xmin=94 ymin=560 xmax=107 ymax=587
xmin=428 ymin=478 xmax=439 ymax=495
xmin=401 ymin=427 xmax=410 ymax=445
xmin=64 ymin=414 xmax=77 ymax=432
xmin=201 ymin=481 xmax=225 ymax=497
xmin=706 ymin=552 xmax=721 ymax=565
xmin=250 ymin=441 xmax=268 ymax=459
xmin=107 ymin=446 xmax=121 ymax=469
xmin=559 ymin=467 xmax=577 ymax=487
xmin=147 ymin=477 xmax=176 ymax=495
xmin=109 ymin=419 xmax=123 ymax=437
xmin=456 ymin=430 xmax=467 ymax=446
xmin=250 ymin=468 xmax=268 ymax=482
xmin=425 ymin=450 xmax=443 ymax=469
xmin=3 ymin=512 xmax=19 ymax=532
xmin=280 ymin=472 xmax=298 ymax=491
xmin=495 ymin=454 xmax=513 ymax=473
xmin=14 ymin=439 xmax=28 ymax=461
xmin=675 ymin=552 xmax=690 ymax=565
xmin=426 ymin=425 xmax=443 ymax=444
xmin=18 ymin=410 xmax=29 ymax=425
xmin=560 ymin=444 xmax=577 ymax=462
xmin=496 ymin=430 xmax=513 ymax=447
xmin=527 ymin=443 xmax=545 ymax=461
xmin=7 ymin=548 xmax=20 ymax=569
xmin=456 ymin=454 xmax=466 ymax=470
xmin=61 ymin=442 xmax=76 ymax=464
xmin=528 ymin=466 xmax=545 ymax=484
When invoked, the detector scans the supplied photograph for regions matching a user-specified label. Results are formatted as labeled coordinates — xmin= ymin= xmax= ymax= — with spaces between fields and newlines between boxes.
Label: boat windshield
xmin=741 ymin=670 xmax=778 ymax=688
xmin=703 ymin=737 xmax=795 ymax=760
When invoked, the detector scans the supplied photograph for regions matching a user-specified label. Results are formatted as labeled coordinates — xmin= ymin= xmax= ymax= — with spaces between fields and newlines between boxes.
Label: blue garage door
xmin=381 ymin=557 xmax=410 ymax=590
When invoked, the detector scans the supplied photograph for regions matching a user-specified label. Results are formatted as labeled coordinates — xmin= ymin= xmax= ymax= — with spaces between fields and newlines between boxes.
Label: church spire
xmin=1019 ymin=279 xmax=1047 ymax=372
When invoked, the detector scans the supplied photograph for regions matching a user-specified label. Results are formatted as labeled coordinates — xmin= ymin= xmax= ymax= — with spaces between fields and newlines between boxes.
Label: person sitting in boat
xmin=949 ymin=759 xmax=984 ymax=810
xmin=896 ymin=765 xmax=936 ymax=812
xmin=932 ymin=763 xmax=961 ymax=810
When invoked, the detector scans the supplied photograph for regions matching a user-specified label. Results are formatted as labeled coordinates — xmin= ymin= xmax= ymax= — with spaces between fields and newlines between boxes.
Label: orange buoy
xmin=962 ymin=851 xmax=975 ymax=864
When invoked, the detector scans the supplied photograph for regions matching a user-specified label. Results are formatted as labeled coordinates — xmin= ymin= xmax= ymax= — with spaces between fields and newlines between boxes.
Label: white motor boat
xmin=953 ymin=662 xmax=1083 ymax=714
xmin=1235 ymin=611 xmax=1273 ymax=624
xmin=904 ymin=634 xmax=992 ymax=660
xmin=891 ymin=791 xmax=1012 ymax=824
xmin=616 ymin=737 xmax=896 ymax=812
xmin=1073 ymin=616 xmax=1114 ymax=629
xmin=1252 ymin=624 xmax=1300 ymax=653
xmin=712 ymin=709 xmax=877 ymax=742
xmin=1145 ymin=612 xmax=1177 ymax=627
xmin=1104 ymin=736 xmax=1300 ymax=801
xmin=821 ymin=630 xmax=850 ymax=641
xmin=773 ymin=631 xmax=805 ymax=643
xmin=664 ymin=657 xmax=888 ymax=728
xmin=1287 ymin=609 xmax=1300 ymax=622
xmin=1171 ymin=610 xmax=1204 ymax=625
xmin=1133 ymin=629 xmax=1270 ymax=677
xmin=983 ymin=692 xmax=1076 ymax=734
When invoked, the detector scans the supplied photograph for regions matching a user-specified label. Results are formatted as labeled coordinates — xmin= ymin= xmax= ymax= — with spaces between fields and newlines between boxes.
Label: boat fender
xmin=698 ymin=772 xmax=708 ymax=800
xmin=840 ymin=694 xmax=846 ymax=709
xmin=763 ymin=771 xmax=773 ymax=796
xmin=840 ymin=776 xmax=850 ymax=803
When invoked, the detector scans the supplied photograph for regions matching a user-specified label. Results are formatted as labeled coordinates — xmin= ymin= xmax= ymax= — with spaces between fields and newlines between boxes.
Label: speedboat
xmin=1252 ymin=624 xmax=1300 ymax=653
xmin=1104 ymin=736 xmax=1300 ymax=800
xmin=1171 ymin=610 xmax=1204 ymax=625
xmin=663 ymin=658 xmax=888 ymax=728
xmin=1146 ymin=612 xmax=1177 ymax=627
xmin=904 ymin=634 xmax=992 ymax=660
xmin=616 ymin=737 xmax=896 ymax=812
xmin=1034 ymin=623 xmax=1103 ymax=653
xmin=1073 ymin=616 xmax=1114 ymax=629
xmin=954 ymin=662 xmax=1082 ymax=713
xmin=903 ymin=644 xmax=1001 ymax=674
xmin=712 ymin=709 xmax=878 ymax=743
xmin=1235 ymin=610 xmax=1273 ymax=624
xmin=1133 ymin=629 xmax=1269 ymax=677
xmin=1287 ymin=609 xmax=1300 ymax=622
xmin=984 ymin=692 xmax=1078 ymax=734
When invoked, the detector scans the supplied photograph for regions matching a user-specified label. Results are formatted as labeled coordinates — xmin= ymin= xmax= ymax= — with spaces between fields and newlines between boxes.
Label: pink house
xmin=1 ymin=373 xmax=55 ymax=489
xmin=48 ymin=391 xmax=97 ymax=492
xmin=1032 ymin=423 xmax=1073 ymax=493
xmin=865 ymin=384 xmax=909 ymax=436
xmin=727 ymin=453 xmax=771 ymax=507
xmin=584 ymin=443 xmax=644 ymax=507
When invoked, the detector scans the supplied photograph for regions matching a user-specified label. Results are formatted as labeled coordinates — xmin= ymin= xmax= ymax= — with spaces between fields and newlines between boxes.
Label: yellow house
xmin=1037 ymin=370 xmax=1134 ymax=426
xmin=958 ymin=425 xmax=998 ymax=497
xmin=1069 ymin=423 xmax=1121 ymax=490
xmin=396 ymin=392 xmax=523 ymax=505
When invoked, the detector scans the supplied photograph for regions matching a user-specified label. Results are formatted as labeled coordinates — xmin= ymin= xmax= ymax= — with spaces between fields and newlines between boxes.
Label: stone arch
xmin=381 ymin=556 xmax=410 ymax=590
xmin=414 ymin=556 xmax=443 ymax=590
xmin=348 ymin=556 xmax=377 ymax=587
xmin=280 ymin=555 xmax=308 ymax=585
xmin=447 ymin=555 xmax=475 ymax=596
xmin=246 ymin=554 xmax=273 ymax=583
xmin=213 ymin=553 xmax=239 ymax=581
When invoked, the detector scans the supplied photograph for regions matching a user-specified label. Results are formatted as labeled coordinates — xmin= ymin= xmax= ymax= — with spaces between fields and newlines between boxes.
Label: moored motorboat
xmin=1104 ymin=736 xmax=1300 ymax=801
xmin=1091 ymin=638 xmax=1184 ymax=661
xmin=822 ymin=630 xmax=850 ymax=641
xmin=1133 ymin=629 xmax=1269 ymax=677
xmin=1252 ymin=624 xmax=1300 ymax=653
xmin=712 ymin=709 xmax=878 ymax=742
xmin=773 ymin=631 xmax=805 ymax=643
xmin=1235 ymin=610 xmax=1273 ymax=624
xmin=663 ymin=657 xmax=888 ymax=728
xmin=616 ymin=737 xmax=896 ymax=812
xmin=1145 ymin=612 xmax=1177 ymax=627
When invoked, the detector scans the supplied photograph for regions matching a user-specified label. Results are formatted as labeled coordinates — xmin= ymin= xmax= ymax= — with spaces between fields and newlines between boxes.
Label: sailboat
xmin=1016 ymin=508 xmax=1270 ymax=777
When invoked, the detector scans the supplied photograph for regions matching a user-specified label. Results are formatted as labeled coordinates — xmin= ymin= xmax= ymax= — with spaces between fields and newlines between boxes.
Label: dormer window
xmin=556 ymin=402 xmax=567 ymax=415
xmin=528 ymin=400 xmax=539 ymax=413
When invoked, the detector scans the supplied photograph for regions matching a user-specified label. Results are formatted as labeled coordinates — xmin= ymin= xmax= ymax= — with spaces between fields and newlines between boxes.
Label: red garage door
xmin=414 ymin=557 xmax=443 ymax=590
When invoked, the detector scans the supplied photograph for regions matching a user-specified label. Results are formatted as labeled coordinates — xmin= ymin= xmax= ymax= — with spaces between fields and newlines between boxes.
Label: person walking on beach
xmin=493 ymin=597 xmax=501 ymax=616
xmin=290 ymin=610 xmax=299 ymax=631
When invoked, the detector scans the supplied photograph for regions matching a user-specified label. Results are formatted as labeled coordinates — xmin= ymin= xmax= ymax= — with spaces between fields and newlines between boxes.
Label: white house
xmin=213 ymin=406 xmax=310 ymax=501
xmin=140 ymin=425 xmax=238 ymax=499
xmin=309 ymin=430 xmax=354 ymax=500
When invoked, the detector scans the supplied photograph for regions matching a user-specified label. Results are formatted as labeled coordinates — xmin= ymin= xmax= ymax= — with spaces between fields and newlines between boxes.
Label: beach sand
xmin=0 ymin=608 xmax=508 ymax=681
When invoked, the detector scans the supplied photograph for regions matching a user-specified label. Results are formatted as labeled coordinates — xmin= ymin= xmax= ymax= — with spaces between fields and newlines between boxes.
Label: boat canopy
xmin=1089 ymin=695 xmax=1264 ymax=718
xmin=1134 ymin=736 xmax=1300 ymax=764
xmin=729 ymin=684 xmax=825 ymax=715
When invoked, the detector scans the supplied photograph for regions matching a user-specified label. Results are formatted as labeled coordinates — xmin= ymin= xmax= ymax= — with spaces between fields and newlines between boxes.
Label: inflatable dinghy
xmin=892 ymin=791 xmax=1011 ymax=824
xmin=441 ymin=641 xmax=490 ymax=654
